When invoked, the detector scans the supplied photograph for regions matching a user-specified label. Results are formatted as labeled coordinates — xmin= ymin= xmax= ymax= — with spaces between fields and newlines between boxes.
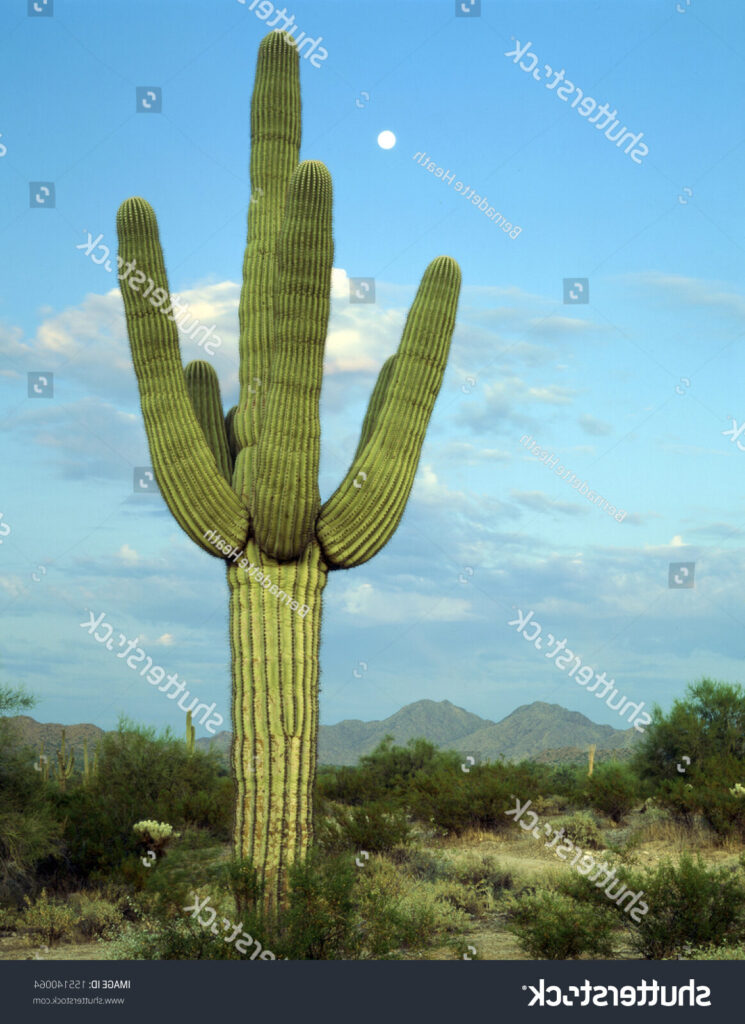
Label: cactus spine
xmin=116 ymin=31 xmax=461 ymax=910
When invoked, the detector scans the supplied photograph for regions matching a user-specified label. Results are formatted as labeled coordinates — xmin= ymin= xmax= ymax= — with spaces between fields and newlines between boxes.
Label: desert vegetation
xmin=2 ymin=678 xmax=745 ymax=960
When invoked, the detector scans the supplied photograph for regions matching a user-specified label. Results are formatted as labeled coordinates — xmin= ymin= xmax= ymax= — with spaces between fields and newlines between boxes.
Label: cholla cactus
xmin=116 ymin=31 xmax=461 ymax=909
xmin=133 ymin=819 xmax=179 ymax=857
xmin=729 ymin=782 xmax=745 ymax=798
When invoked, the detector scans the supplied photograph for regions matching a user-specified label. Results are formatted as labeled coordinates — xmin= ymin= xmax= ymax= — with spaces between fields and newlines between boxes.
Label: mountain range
xmin=5 ymin=700 xmax=640 ymax=767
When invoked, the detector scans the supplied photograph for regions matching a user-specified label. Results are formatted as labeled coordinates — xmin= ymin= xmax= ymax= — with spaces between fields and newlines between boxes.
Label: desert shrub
xmin=431 ymin=878 xmax=493 ymax=917
xmin=547 ymin=763 xmax=587 ymax=803
xmin=633 ymin=679 xmax=745 ymax=840
xmin=0 ymin=690 xmax=62 ymax=901
xmin=315 ymin=801 xmax=411 ymax=855
xmin=585 ymin=762 xmax=640 ymax=823
xmin=140 ymin=841 xmax=227 ymax=915
xmin=0 ymin=904 xmax=19 ymax=933
xmin=109 ymin=914 xmax=246 ymax=960
xmin=277 ymin=852 xmax=362 ymax=960
xmin=385 ymin=846 xmax=443 ymax=881
xmin=442 ymin=852 xmax=514 ymax=896
xmin=357 ymin=859 xmax=467 ymax=957
xmin=550 ymin=810 xmax=604 ymax=850
xmin=617 ymin=854 xmax=745 ymax=958
xmin=316 ymin=737 xmax=446 ymax=806
xmin=68 ymin=893 xmax=124 ymax=939
xmin=408 ymin=757 xmax=554 ymax=836
xmin=674 ymin=943 xmax=745 ymax=960
xmin=20 ymin=888 xmax=76 ymax=946
xmin=504 ymin=889 xmax=617 ymax=959
xmin=213 ymin=857 xmax=264 ymax=916
xmin=54 ymin=720 xmax=226 ymax=880
xmin=407 ymin=763 xmax=508 ymax=834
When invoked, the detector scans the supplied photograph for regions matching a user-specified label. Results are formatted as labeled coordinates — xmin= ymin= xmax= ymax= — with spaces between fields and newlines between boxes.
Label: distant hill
xmin=317 ymin=699 xmax=492 ymax=765
xmin=5 ymin=700 xmax=640 ymax=769
xmin=453 ymin=701 xmax=637 ymax=764
xmin=198 ymin=699 xmax=639 ymax=765
xmin=3 ymin=715 xmax=105 ymax=767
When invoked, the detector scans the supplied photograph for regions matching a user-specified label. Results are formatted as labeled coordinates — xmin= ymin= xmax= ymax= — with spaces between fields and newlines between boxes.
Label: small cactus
xmin=82 ymin=738 xmax=99 ymax=786
xmin=54 ymin=729 xmax=74 ymax=791
xmin=33 ymin=742 xmax=49 ymax=781
xmin=186 ymin=710 xmax=195 ymax=755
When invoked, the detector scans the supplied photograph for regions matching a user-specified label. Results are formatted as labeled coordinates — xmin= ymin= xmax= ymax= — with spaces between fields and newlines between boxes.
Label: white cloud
xmin=339 ymin=581 xmax=472 ymax=624
xmin=117 ymin=544 xmax=139 ymax=564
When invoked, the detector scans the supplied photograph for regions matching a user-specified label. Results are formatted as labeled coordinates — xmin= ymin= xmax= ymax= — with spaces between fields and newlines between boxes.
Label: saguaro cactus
xmin=185 ymin=710 xmax=195 ymax=755
xmin=116 ymin=31 xmax=461 ymax=909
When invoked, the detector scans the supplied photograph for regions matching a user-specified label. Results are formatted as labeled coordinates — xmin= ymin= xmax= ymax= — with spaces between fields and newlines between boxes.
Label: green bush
xmin=69 ymin=893 xmax=124 ymax=939
xmin=585 ymin=763 xmax=640 ymax=823
xmin=550 ymin=811 xmax=604 ymax=850
xmin=20 ymin=888 xmax=76 ymax=946
xmin=617 ymin=854 xmax=745 ymax=958
xmin=109 ymin=914 xmax=247 ymax=960
xmin=673 ymin=943 xmax=745 ymax=960
xmin=316 ymin=737 xmax=445 ymax=806
xmin=385 ymin=846 xmax=443 ymax=882
xmin=357 ymin=859 xmax=467 ymax=957
xmin=0 ymin=691 xmax=62 ymax=901
xmin=315 ymin=801 xmax=411 ymax=855
xmin=442 ymin=853 xmax=514 ymax=897
xmin=53 ymin=721 xmax=228 ymax=880
xmin=504 ymin=889 xmax=618 ymax=959
xmin=278 ymin=852 xmax=362 ymax=960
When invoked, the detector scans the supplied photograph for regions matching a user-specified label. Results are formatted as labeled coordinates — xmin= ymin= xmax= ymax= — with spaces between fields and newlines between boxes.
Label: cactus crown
xmin=116 ymin=30 xmax=461 ymax=570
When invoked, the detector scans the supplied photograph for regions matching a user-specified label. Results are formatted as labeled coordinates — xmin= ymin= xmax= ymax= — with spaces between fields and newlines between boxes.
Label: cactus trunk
xmin=116 ymin=30 xmax=461 ymax=916
xmin=228 ymin=541 xmax=326 ymax=908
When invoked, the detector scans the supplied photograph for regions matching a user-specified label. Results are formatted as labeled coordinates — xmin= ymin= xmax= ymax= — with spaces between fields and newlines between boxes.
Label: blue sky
xmin=1 ymin=0 xmax=744 ymax=741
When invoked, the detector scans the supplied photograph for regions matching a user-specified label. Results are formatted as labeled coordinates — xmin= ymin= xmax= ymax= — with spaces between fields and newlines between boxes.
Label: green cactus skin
xmin=185 ymin=710 xmax=195 ymax=755
xmin=116 ymin=31 xmax=461 ymax=910
xmin=55 ymin=729 xmax=74 ymax=791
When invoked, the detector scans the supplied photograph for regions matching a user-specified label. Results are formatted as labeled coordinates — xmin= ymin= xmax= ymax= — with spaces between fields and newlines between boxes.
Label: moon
xmin=377 ymin=130 xmax=396 ymax=150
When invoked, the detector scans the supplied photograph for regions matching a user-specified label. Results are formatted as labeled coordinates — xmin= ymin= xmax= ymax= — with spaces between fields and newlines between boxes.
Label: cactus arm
xmin=116 ymin=197 xmax=248 ymax=555
xmin=225 ymin=406 xmax=238 ymax=463
xmin=251 ymin=161 xmax=333 ymax=560
xmin=184 ymin=361 xmax=233 ymax=483
xmin=232 ymin=32 xmax=302 ymax=503
xmin=317 ymin=255 xmax=461 ymax=569
xmin=352 ymin=355 xmax=396 ymax=463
